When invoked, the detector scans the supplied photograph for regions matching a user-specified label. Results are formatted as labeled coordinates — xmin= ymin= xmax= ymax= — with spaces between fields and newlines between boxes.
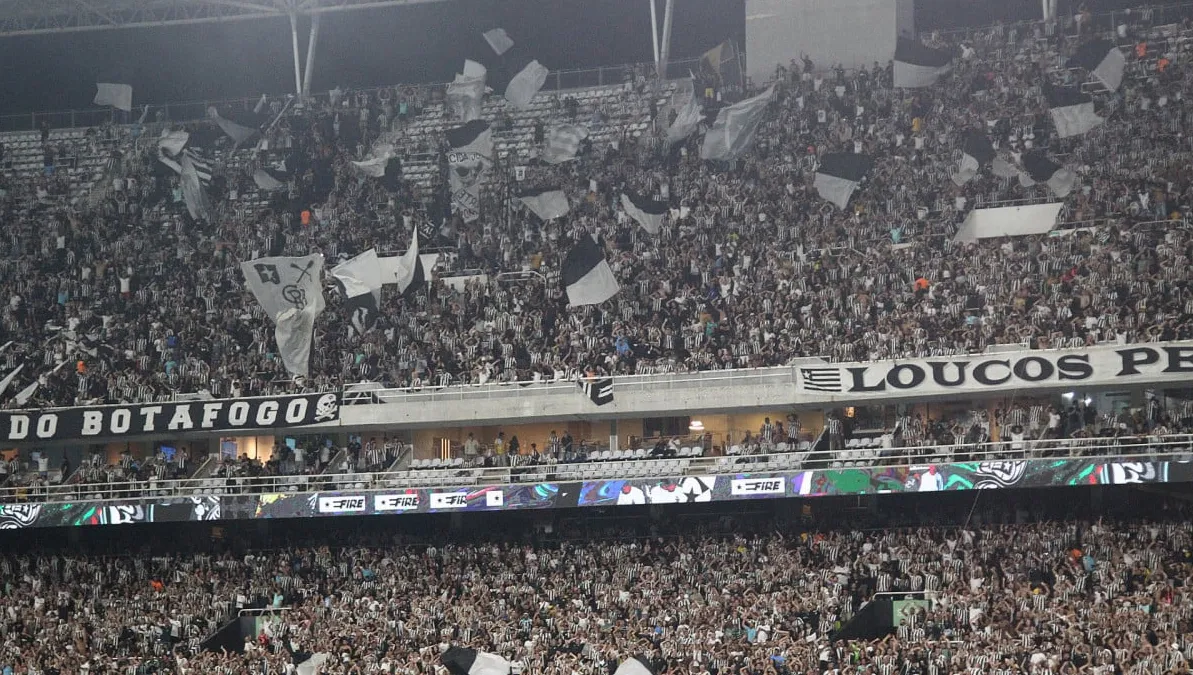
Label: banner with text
xmin=0 ymin=393 xmax=340 ymax=443
xmin=797 ymin=342 xmax=1193 ymax=401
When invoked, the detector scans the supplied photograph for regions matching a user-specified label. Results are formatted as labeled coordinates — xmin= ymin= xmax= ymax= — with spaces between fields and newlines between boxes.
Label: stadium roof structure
xmin=0 ymin=0 xmax=451 ymax=38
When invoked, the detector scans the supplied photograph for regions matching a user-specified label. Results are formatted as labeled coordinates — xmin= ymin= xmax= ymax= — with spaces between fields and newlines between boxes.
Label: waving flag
xmin=542 ymin=124 xmax=589 ymax=164
xmin=94 ymin=83 xmax=133 ymax=112
xmin=700 ymin=86 xmax=774 ymax=161
xmin=893 ymin=37 xmax=953 ymax=88
xmin=441 ymin=648 xmax=510 ymax=675
xmin=491 ymin=45 xmax=548 ymax=108
xmin=447 ymin=60 xmax=488 ymax=122
xmin=1047 ymin=85 xmax=1104 ymax=138
xmin=518 ymin=187 xmax=570 ymax=220
xmin=180 ymin=152 xmax=213 ymax=222
xmin=331 ymin=249 xmax=383 ymax=336
xmin=699 ymin=40 xmax=743 ymax=89
xmin=952 ymin=130 xmax=996 ymax=186
xmin=1068 ymin=40 xmax=1126 ymax=91
xmin=620 ymin=191 xmax=668 ymax=235
xmin=1021 ymin=151 xmax=1077 ymax=198
xmin=563 ymin=235 xmax=619 ymax=307
xmin=814 ymin=153 xmax=874 ymax=210
xmin=483 ymin=28 xmax=514 ymax=56
xmin=614 ymin=657 xmax=658 ymax=675
xmin=241 ymin=254 xmax=327 ymax=378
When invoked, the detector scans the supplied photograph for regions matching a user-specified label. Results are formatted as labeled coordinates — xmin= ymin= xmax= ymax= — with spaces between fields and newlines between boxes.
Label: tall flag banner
xmin=1068 ymin=39 xmax=1126 ymax=92
xmin=563 ymin=235 xmax=619 ymax=307
xmin=94 ymin=83 xmax=133 ymax=112
xmin=893 ymin=37 xmax=954 ymax=88
xmin=699 ymin=40 xmax=743 ymax=89
xmin=241 ymin=254 xmax=327 ymax=378
xmin=620 ymin=191 xmax=668 ymax=235
xmin=331 ymin=249 xmax=383 ymax=336
xmin=351 ymin=155 xmax=391 ymax=178
xmin=483 ymin=28 xmax=515 ymax=56
xmin=447 ymin=60 xmax=488 ymax=122
xmin=180 ymin=152 xmax=213 ymax=222
xmin=814 ymin=153 xmax=875 ymax=210
xmin=446 ymin=121 xmax=494 ymax=222
xmin=580 ymin=376 xmax=615 ymax=406
xmin=952 ymin=130 xmax=996 ymax=186
xmin=613 ymin=657 xmax=658 ymax=675
xmin=441 ymin=648 xmax=511 ymax=675
xmin=700 ymin=86 xmax=775 ymax=161
xmin=542 ymin=124 xmax=589 ymax=164
xmin=1047 ymin=85 xmax=1104 ymax=138
xmin=518 ymin=187 xmax=570 ymax=220
xmin=209 ymin=107 xmax=259 ymax=145
xmin=1021 ymin=151 xmax=1077 ymax=198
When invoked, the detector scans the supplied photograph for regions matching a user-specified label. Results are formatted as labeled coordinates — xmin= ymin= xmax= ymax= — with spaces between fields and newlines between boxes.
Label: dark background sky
xmin=0 ymin=0 xmax=1184 ymax=117
xmin=0 ymin=0 xmax=743 ymax=116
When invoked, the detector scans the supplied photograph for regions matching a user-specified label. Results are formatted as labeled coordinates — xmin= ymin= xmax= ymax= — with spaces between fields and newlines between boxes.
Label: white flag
xmin=0 ymin=365 xmax=23 ymax=397
xmin=542 ymin=124 xmax=589 ymax=164
xmin=241 ymin=254 xmax=327 ymax=378
xmin=94 ymin=83 xmax=133 ymax=112
xmin=483 ymin=28 xmax=515 ymax=56
xmin=331 ymin=249 xmax=383 ymax=303
xmin=701 ymin=86 xmax=775 ymax=161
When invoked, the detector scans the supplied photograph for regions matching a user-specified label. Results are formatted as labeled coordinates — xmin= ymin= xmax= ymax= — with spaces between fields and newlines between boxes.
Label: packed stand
xmin=4 ymin=9 xmax=1193 ymax=408
xmin=3 ymin=505 xmax=1193 ymax=675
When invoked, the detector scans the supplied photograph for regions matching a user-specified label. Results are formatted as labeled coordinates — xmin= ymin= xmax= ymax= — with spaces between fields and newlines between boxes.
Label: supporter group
xmin=1 ymin=499 xmax=1193 ymax=675
xmin=0 ymin=3 xmax=1191 ymax=408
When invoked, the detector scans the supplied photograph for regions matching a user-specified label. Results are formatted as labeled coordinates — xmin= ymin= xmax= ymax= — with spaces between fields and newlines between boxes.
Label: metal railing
xmin=4 ymin=434 xmax=1190 ymax=505
xmin=345 ymin=367 xmax=798 ymax=405
xmin=0 ymin=58 xmax=703 ymax=134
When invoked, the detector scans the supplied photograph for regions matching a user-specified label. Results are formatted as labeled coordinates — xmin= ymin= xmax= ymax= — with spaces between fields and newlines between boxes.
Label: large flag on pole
xmin=1047 ymin=85 xmax=1104 ymax=138
xmin=446 ymin=60 xmax=488 ymax=122
xmin=893 ymin=38 xmax=954 ymax=88
xmin=331 ymin=249 xmax=383 ymax=336
xmin=620 ymin=191 xmax=667 ymax=235
xmin=1068 ymin=39 xmax=1126 ymax=92
xmin=952 ymin=130 xmax=996 ymax=186
xmin=700 ymin=86 xmax=775 ymax=161
xmin=1021 ymin=151 xmax=1077 ymax=198
xmin=814 ymin=153 xmax=875 ymax=210
xmin=518 ymin=187 xmax=570 ymax=220
xmin=563 ymin=235 xmax=619 ymax=307
xmin=441 ymin=648 xmax=511 ymax=675
xmin=94 ymin=83 xmax=133 ymax=112
xmin=446 ymin=121 xmax=493 ymax=223
xmin=241 ymin=254 xmax=327 ymax=378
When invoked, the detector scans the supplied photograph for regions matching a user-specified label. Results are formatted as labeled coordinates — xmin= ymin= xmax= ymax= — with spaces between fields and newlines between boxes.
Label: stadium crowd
xmin=2 ymin=9 xmax=1193 ymax=408
xmin=1 ymin=502 xmax=1192 ymax=675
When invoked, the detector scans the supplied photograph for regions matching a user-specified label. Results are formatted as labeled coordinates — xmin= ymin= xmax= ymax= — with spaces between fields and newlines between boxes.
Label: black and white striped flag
xmin=580 ymin=377 xmax=614 ymax=406
xmin=800 ymin=367 xmax=843 ymax=393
